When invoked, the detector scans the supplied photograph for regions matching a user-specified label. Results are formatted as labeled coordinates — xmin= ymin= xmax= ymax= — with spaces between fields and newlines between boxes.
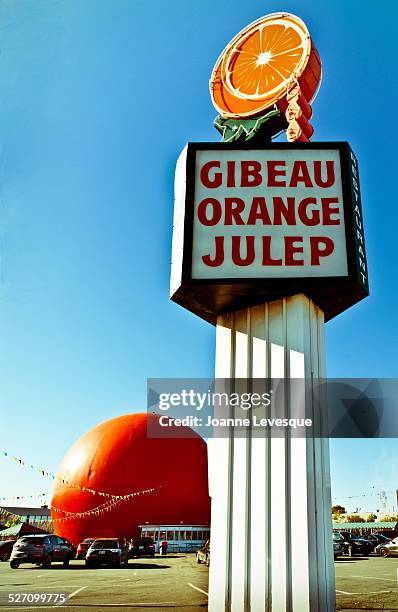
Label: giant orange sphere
xmin=51 ymin=413 xmax=210 ymax=544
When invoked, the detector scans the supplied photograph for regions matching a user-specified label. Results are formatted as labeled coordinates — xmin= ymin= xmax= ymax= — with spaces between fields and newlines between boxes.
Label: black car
xmin=0 ymin=540 xmax=15 ymax=562
xmin=128 ymin=537 xmax=155 ymax=558
xmin=336 ymin=532 xmax=373 ymax=556
xmin=10 ymin=534 xmax=76 ymax=569
xmin=85 ymin=539 xmax=129 ymax=568
xmin=363 ymin=533 xmax=391 ymax=551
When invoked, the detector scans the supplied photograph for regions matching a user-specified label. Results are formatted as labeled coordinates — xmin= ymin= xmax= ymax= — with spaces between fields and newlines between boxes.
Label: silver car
xmin=375 ymin=538 xmax=398 ymax=558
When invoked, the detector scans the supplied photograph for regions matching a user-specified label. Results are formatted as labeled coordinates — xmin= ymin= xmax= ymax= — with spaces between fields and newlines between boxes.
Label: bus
xmin=139 ymin=524 xmax=210 ymax=553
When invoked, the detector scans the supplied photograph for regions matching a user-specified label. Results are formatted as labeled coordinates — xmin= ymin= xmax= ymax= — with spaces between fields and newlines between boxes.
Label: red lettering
xmin=231 ymin=236 xmax=255 ymax=266
xmin=267 ymin=160 xmax=286 ymax=187
xmin=247 ymin=197 xmax=272 ymax=225
xmin=197 ymin=198 xmax=222 ymax=226
xmin=241 ymin=161 xmax=262 ymax=187
xmin=262 ymin=236 xmax=282 ymax=266
xmin=314 ymin=160 xmax=335 ymax=187
xmin=227 ymin=161 xmax=236 ymax=187
xmin=273 ymin=197 xmax=296 ymax=225
xmin=290 ymin=161 xmax=313 ymax=187
xmin=322 ymin=197 xmax=340 ymax=225
xmin=200 ymin=161 xmax=222 ymax=188
xmin=284 ymin=236 xmax=304 ymax=266
xmin=225 ymin=198 xmax=245 ymax=225
xmin=298 ymin=198 xmax=320 ymax=226
xmin=202 ymin=236 xmax=224 ymax=267
xmin=310 ymin=237 xmax=334 ymax=265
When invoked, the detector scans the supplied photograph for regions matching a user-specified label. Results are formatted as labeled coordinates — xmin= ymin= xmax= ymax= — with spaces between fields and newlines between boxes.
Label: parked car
xmin=85 ymin=539 xmax=129 ymax=567
xmin=333 ymin=539 xmax=344 ymax=559
xmin=0 ymin=540 xmax=15 ymax=562
xmin=196 ymin=540 xmax=210 ymax=566
xmin=128 ymin=537 xmax=155 ymax=558
xmin=10 ymin=534 xmax=76 ymax=569
xmin=76 ymin=538 xmax=102 ymax=559
xmin=375 ymin=538 xmax=398 ymax=558
xmin=363 ymin=533 xmax=391 ymax=551
xmin=335 ymin=532 xmax=373 ymax=556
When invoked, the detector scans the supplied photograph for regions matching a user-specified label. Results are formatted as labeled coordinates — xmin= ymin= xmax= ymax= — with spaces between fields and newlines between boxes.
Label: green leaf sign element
xmin=214 ymin=109 xmax=282 ymax=143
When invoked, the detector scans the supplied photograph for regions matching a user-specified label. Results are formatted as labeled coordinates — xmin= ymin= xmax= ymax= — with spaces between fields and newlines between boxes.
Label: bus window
xmin=197 ymin=531 xmax=202 ymax=540
xmin=167 ymin=531 xmax=174 ymax=540
xmin=192 ymin=531 xmax=198 ymax=540
xmin=160 ymin=531 xmax=166 ymax=540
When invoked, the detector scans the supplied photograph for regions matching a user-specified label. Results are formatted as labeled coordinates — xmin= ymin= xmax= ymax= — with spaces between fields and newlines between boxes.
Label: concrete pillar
xmin=207 ymin=294 xmax=335 ymax=612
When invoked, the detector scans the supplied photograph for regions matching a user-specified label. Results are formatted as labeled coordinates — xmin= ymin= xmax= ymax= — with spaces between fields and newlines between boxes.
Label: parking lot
xmin=0 ymin=554 xmax=208 ymax=611
xmin=0 ymin=554 xmax=397 ymax=610
xmin=335 ymin=556 xmax=398 ymax=611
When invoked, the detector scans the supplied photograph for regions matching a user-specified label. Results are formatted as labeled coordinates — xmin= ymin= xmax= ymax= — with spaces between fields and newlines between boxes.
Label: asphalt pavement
xmin=0 ymin=553 xmax=397 ymax=610
xmin=0 ymin=553 xmax=208 ymax=611
xmin=335 ymin=555 xmax=398 ymax=610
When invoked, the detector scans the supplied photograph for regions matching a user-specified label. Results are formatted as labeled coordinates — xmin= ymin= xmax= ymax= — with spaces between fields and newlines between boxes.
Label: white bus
xmin=139 ymin=524 xmax=210 ymax=553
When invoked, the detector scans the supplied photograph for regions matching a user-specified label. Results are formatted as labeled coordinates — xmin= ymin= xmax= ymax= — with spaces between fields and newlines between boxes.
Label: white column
xmin=207 ymin=294 xmax=335 ymax=612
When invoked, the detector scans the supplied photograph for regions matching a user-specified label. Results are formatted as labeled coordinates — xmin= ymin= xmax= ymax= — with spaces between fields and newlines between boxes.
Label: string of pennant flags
xmin=332 ymin=488 xmax=397 ymax=501
xmin=0 ymin=492 xmax=49 ymax=502
xmin=0 ymin=507 xmax=53 ymax=530
xmin=1 ymin=486 xmax=159 ymax=525
xmin=346 ymin=489 xmax=397 ymax=500
xmin=1 ymin=450 xmax=163 ymax=501
xmin=51 ymin=486 xmax=159 ymax=521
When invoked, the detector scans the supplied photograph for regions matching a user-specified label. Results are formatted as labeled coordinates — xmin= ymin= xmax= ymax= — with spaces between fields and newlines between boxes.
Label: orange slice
xmin=210 ymin=13 xmax=321 ymax=119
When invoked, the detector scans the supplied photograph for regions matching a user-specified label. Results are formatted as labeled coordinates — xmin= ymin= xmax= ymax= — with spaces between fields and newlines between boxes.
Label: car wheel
xmin=63 ymin=558 xmax=70 ymax=567
xmin=42 ymin=555 xmax=52 ymax=568
xmin=379 ymin=548 xmax=389 ymax=558
xmin=10 ymin=560 xmax=19 ymax=569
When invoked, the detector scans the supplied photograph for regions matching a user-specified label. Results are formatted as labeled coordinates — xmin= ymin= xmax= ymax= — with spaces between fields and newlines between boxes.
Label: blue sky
xmin=0 ymin=0 xmax=397 ymax=513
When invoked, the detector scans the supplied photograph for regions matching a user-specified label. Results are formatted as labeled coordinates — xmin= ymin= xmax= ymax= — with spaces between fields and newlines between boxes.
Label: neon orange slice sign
xmin=209 ymin=13 xmax=322 ymax=142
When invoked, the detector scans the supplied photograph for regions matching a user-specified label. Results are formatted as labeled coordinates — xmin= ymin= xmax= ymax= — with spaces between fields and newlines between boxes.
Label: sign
xmin=209 ymin=12 xmax=322 ymax=143
xmin=170 ymin=142 xmax=369 ymax=323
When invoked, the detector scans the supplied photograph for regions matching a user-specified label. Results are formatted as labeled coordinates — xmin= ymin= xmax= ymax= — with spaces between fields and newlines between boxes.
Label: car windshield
xmin=133 ymin=538 xmax=152 ymax=545
xmin=19 ymin=537 xmax=44 ymax=544
xmin=91 ymin=540 xmax=118 ymax=549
